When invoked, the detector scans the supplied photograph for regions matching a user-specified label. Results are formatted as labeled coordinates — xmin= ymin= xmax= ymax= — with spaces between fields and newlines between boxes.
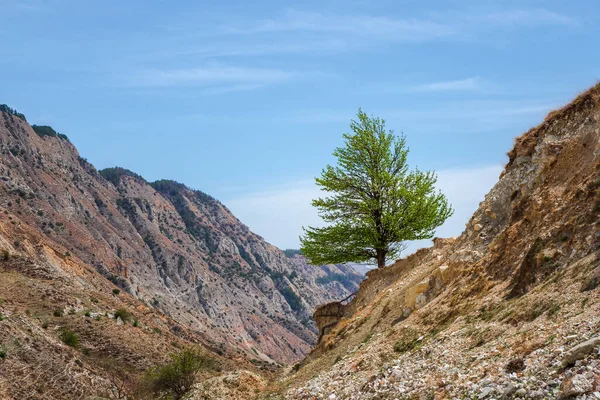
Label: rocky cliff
xmin=0 ymin=108 xmax=363 ymax=398
xmin=283 ymin=84 xmax=600 ymax=399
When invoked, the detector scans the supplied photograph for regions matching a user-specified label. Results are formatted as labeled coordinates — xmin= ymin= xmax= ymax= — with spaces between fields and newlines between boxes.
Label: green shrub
xmin=143 ymin=348 xmax=215 ymax=399
xmin=112 ymin=288 xmax=120 ymax=295
xmin=133 ymin=319 xmax=139 ymax=328
xmin=114 ymin=308 xmax=132 ymax=323
xmin=0 ymin=314 xmax=5 ymax=321
xmin=31 ymin=125 xmax=68 ymax=141
xmin=0 ymin=345 xmax=6 ymax=359
xmin=59 ymin=328 xmax=79 ymax=347
xmin=393 ymin=328 xmax=420 ymax=353
xmin=280 ymin=286 xmax=304 ymax=312
xmin=84 ymin=310 xmax=91 ymax=318
xmin=53 ymin=309 xmax=63 ymax=317
xmin=0 ymin=104 xmax=26 ymax=120
xmin=1 ymin=250 xmax=9 ymax=261
xmin=283 ymin=249 xmax=302 ymax=257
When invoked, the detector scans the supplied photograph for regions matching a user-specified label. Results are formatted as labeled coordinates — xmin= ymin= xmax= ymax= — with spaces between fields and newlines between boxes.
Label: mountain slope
xmin=0 ymin=108 xmax=362 ymax=371
xmin=282 ymin=84 xmax=600 ymax=399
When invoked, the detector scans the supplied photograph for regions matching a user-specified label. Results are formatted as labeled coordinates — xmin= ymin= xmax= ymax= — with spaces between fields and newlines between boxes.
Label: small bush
xmin=133 ymin=319 xmax=139 ymax=328
xmin=59 ymin=328 xmax=79 ymax=348
xmin=84 ymin=310 xmax=91 ymax=318
xmin=41 ymin=321 xmax=49 ymax=329
xmin=114 ymin=308 xmax=132 ymax=323
xmin=393 ymin=328 xmax=420 ymax=353
xmin=1 ymin=250 xmax=9 ymax=261
xmin=0 ymin=345 xmax=6 ymax=359
xmin=143 ymin=348 xmax=215 ymax=399
xmin=53 ymin=309 xmax=63 ymax=317
xmin=112 ymin=288 xmax=120 ymax=295
xmin=0 ymin=314 xmax=5 ymax=321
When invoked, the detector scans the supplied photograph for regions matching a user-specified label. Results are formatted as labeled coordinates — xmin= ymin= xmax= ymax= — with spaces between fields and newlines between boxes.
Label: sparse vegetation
xmin=59 ymin=328 xmax=79 ymax=347
xmin=31 ymin=125 xmax=69 ymax=141
xmin=53 ymin=309 xmax=63 ymax=317
xmin=0 ymin=104 xmax=26 ymax=120
xmin=280 ymin=286 xmax=304 ymax=312
xmin=393 ymin=328 xmax=420 ymax=353
xmin=114 ymin=308 xmax=132 ymax=323
xmin=99 ymin=167 xmax=147 ymax=186
xmin=112 ymin=288 xmax=121 ymax=295
xmin=141 ymin=348 xmax=215 ymax=399
xmin=0 ymin=345 xmax=6 ymax=359
xmin=283 ymin=249 xmax=302 ymax=257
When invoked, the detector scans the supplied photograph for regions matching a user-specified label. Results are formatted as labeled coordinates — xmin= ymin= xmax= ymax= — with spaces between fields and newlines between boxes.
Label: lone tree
xmin=300 ymin=109 xmax=453 ymax=269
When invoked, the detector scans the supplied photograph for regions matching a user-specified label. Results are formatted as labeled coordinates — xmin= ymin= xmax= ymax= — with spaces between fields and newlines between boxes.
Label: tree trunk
xmin=376 ymin=248 xmax=386 ymax=269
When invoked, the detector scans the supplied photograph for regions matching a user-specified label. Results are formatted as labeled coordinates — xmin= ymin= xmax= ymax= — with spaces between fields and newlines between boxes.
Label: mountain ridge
xmin=0 ymin=107 xmax=363 ymax=398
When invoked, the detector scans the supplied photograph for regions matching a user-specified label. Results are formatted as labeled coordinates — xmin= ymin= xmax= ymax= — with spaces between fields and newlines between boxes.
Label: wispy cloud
xmin=121 ymin=7 xmax=579 ymax=74
xmin=467 ymin=9 xmax=579 ymax=27
xmin=416 ymin=77 xmax=482 ymax=92
xmin=123 ymin=65 xmax=298 ymax=91
xmin=365 ymin=76 xmax=485 ymax=95
xmin=215 ymin=8 xmax=577 ymax=43
xmin=221 ymin=10 xmax=456 ymax=41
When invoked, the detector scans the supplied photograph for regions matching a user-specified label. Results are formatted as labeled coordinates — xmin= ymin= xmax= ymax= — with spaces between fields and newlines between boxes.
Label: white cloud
xmin=126 ymin=65 xmax=295 ymax=90
xmin=219 ymin=8 xmax=576 ymax=40
xmin=224 ymin=165 xmax=503 ymax=253
xmin=231 ymin=10 xmax=456 ymax=41
xmin=123 ymin=8 xmax=578 ymax=69
xmin=364 ymin=76 xmax=485 ymax=95
xmin=468 ymin=9 xmax=579 ymax=27
xmin=416 ymin=77 xmax=482 ymax=92
xmin=402 ymin=165 xmax=503 ymax=254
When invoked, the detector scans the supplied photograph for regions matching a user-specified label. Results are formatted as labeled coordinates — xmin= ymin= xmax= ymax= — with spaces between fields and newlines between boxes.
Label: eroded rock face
xmin=0 ymin=112 xmax=363 ymax=363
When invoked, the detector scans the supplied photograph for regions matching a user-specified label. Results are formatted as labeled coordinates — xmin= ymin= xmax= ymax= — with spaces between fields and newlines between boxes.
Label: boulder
xmin=563 ymin=336 xmax=600 ymax=366
xmin=558 ymin=374 xmax=594 ymax=399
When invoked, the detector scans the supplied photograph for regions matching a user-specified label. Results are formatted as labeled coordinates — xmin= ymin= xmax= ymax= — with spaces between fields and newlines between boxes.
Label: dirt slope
xmin=280 ymin=84 xmax=600 ymax=399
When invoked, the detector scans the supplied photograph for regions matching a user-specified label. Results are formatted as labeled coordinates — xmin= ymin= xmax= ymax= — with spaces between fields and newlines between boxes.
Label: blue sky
xmin=2 ymin=0 xmax=599 ymax=250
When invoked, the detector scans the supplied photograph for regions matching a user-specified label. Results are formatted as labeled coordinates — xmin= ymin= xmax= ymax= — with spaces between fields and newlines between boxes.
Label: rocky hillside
xmin=279 ymin=84 xmax=600 ymax=399
xmin=0 ymin=107 xmax=364 ymax=397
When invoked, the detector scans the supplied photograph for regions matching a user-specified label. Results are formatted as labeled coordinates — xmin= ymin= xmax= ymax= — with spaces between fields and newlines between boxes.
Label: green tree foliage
xmin=300 ymin=109 xmax=453 ymax=268
xmin=142 ymin=348 xmax=215 ymax=399
xmin=280 ymin=286 xmax=304 ymax=312
xmin=31 ymin=125 xmax=70 ymax=141
xmin=99 ymin=167 xmax=147 ymax=186
xmin=114 ymin=308 xmax=132 ymax=323
xmin=59 ymin=328 xmax=79 ymax=347
xmin=283 ymin=249 xmax=302 ymax=257
xmin=0 ymin=104 xmax=26 ymax=120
